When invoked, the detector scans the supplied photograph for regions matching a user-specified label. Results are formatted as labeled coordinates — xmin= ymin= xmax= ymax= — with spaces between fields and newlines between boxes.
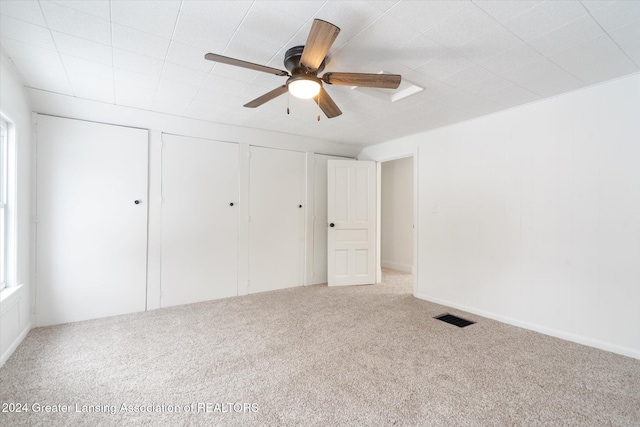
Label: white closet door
xmin=249 ymin=146 xmax=305 ymax=293
xmin=36 ymin=115 xmax=148 ymax=326
xmin=160 ymin=135 xmax=239 ymax=307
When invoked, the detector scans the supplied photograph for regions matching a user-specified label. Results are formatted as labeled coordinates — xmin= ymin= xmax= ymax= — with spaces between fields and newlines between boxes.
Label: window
xmin=0 ymin=117 xmax=7 ymax=291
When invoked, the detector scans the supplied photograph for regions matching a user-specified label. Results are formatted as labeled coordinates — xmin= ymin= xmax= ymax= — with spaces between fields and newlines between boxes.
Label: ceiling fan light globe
xmin=288 ymin=79 xmax=321 ymax=99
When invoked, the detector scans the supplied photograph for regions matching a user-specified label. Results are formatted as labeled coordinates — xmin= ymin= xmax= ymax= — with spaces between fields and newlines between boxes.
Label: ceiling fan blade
xmin=205 ymin=53 xmax=289 ymax=76
xmin=313 ymin=87 xmax=342 ymax=119
xmin=322 ymin=72 xmax=402 ymax=89
xmin=244 ymin=85 xmax=289 ymax=108
xmin=300 ymin=19 xmax=340 ymax=71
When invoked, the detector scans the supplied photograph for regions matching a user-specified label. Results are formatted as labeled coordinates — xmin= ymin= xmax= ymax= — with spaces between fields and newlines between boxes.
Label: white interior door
xmin=313 ymin=154 xmax=347 ymax=284
xmin=249 ymin=146 xmax=305 ymax=293
xmin=327 ymin=159 xmax=377 ymax=286
xmin=35 ymin=115 xmax=148 ymax=326
xmin=160 ymin=135 xmax=239 ymax=307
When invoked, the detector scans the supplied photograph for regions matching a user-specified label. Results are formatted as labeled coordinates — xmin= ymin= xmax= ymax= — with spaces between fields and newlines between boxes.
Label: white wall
xmin=0 ymin=53 xmax=32 ymax=366
xmin=360 ymin=73 xmax=640 ymax=359
xmin=381 ymin=157 xmax=413 ymax=273
xmin=27 ymin=89 xmax=360 ymax=158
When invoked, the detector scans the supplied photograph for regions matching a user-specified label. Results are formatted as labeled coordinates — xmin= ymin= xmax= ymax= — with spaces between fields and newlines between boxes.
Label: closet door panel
xmin=249 ymin=147 xmax=305 ymax=293
xmin=36 ymin=115 xmax=148 ymax=326
xmin=160 ymin=135 xmax=239 ymax=307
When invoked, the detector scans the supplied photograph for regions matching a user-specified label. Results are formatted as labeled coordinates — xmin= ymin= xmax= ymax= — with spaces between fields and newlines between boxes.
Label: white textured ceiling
xmin=1 ymin=0 xmax=639 ymax=146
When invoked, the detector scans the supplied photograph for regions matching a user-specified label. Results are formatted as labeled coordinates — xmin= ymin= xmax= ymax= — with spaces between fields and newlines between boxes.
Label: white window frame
xmin=0 ymin=116 xmax=7 ymax=291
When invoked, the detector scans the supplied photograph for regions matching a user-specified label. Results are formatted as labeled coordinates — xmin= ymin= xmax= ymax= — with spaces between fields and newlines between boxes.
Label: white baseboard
xmin=0 ymin=322 xmax=31 ymax=368
xmin=381 ymin=260 xmax=413 ymax=273
xmin=414 ymin=292 xmax=640 ymax=360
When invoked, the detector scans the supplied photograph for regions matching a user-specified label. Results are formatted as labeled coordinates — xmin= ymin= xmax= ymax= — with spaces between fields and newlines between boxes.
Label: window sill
xmin=0 ymin=284 xmax=23 ymax=313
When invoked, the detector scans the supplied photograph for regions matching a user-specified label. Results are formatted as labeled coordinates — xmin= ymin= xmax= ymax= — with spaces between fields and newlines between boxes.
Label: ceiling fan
xmin=204 ymin=19 xmax=402 ymax=119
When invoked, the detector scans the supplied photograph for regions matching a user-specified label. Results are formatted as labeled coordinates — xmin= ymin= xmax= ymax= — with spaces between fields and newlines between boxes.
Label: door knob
xmin=230 ymin=202 xmax=234 ymax=206
xmin=329 ymin=223 xmax=335 ymax=227
xmin=298 ymin=205 xmax=303 ymax=208
xmin=134 ymin=200 xmax=141 ymax=205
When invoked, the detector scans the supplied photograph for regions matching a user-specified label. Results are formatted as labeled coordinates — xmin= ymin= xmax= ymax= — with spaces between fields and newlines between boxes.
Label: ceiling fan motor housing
xmin=285 ymin=45 xmax=326 ymax=74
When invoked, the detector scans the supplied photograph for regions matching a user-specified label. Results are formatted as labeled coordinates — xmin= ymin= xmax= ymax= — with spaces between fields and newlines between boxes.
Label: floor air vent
xmin=434 ymin=313 xmax=475 ymax=328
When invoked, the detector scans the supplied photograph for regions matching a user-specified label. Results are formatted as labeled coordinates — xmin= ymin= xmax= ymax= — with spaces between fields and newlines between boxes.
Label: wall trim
xmin=381 ymin=260 xmax=413 ymax=273
xmin=414 ymin=292 xmax=640 ymax=360
xmin=0 ymin=322 xmax=31 ymax=368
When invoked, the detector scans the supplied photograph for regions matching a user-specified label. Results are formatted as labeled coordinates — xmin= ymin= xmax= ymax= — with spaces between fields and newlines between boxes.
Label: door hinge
xmin=31 ymin=215 xmax=40 ymax=223
xmin=247 ymin=151 xmax=252 ymax=158
xmin=248 ymin=216 xmax=251 ymax=222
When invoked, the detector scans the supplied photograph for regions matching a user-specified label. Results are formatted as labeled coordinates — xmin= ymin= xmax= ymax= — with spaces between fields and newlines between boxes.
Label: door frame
xmin=374 ymin=148 xmax=418 ymax=296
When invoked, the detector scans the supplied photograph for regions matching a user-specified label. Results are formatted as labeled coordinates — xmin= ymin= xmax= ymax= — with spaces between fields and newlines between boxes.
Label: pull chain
xmin=287 ymin=91 xmax=290 ymax=115
xmin=316 ymin=91 xmax=321 ymax=121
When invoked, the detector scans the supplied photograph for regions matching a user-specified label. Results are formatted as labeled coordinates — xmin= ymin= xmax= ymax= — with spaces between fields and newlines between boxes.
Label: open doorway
xmin=380 ymin=156 xmax=414 ymax=293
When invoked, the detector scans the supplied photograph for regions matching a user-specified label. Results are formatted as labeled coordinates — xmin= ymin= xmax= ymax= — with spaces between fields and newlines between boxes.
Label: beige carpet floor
xmin=1 ymin=269 xmax=639 ymax=426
